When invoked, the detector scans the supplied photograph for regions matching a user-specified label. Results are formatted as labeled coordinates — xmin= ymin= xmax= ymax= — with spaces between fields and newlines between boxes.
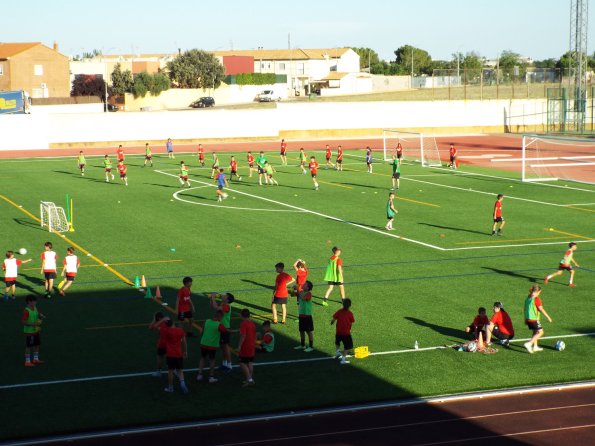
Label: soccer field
xmin=1 ymin=146 xmax=594 ymax=441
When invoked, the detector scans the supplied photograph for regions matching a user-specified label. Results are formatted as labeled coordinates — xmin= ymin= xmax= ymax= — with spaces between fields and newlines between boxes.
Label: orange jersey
xmin=309 ymin=161 xmax=319 ymax=174
xmin=118 ymin=164 xmax=127 ymax=175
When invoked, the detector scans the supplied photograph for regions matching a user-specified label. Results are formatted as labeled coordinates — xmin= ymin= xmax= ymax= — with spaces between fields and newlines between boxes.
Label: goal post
xmin=382 ymin=129 xmax=442 ymax=167
xmin=521 ymin=134 xmax=595 ymax=185
xmin=40 ymin=201 xmax=70 ymax=233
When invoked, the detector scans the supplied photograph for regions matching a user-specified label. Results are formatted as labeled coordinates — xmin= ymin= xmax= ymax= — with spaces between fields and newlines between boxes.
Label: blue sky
xmin=7 ymin=0 xmax=593 ymax=61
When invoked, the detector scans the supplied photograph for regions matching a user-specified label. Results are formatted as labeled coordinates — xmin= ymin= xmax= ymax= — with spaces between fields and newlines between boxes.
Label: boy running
xmin=163 ymin=319 xmax=189 ymax=394
xmin=523 ymin=285 xmax=553 ymax=354
xmin=325 ymin=145 xmax=333 ymax=169
xmin=40 ymin=242 xmax=57 ymax=298
xmin=294 ymin=280 xmax=315 ymax=352
xmin=299 ymin=148 xmax=308 ymax=174
xmin=323 ymin=246 xmax=345 ymax=306
xmin=331 ymin=298 xmax=355 ymax=365
xmin=465 ymin=307 xmax=489 ymax=341
xmin=309 ymin=156 xmax=319 ymax=190
xmin=237 ymin=308 xmax=257 ymax=386
xmin=280 ymin=139 xmax=288 ymax=166
xmin=143 ymin=143 xmax=153 ymax=167
xmin=256 ymin=320 xmax=275 ymax=353
xmin=215 ymin=168 xmax=229 ymax=201
xmin=385 ymin=192 xmax=397 ymax=231
xmin=491 ymin=194 xmax=505 ymax=236
xmin=545 ymin=242 xmax=579 ymax=287
xmin=148 ymin=312 xmax=168 ymax=377
xmin=336 ymin=145 xmax=344 ymax=171
xmin=197 ymin=144 xmax=205 ymax=167
xmin=272 ymin=262 xmax=295 ymax=324
xmin=116 ymin=144 xmax=125 ymax=162
xmin=229 ymin=156 xmax=242 ymax=181
xmin=485 ymin=302 xmax=515 ymax=346
xmin=365 ymin=146 xmax=373 ymax=173
xmin=23 ymin=295 xmax=45 ymax=367
xmin=176 ymin=276 xmax=196 ymax=336
xmin=247 ymin=151 xmax=255 ymax=177
xmin=166 ymin=138 xmax=175 ymax=159
xmin=3 ymin=251 xmax=32 ymax=300
xmin=210 ymin=152 xmax=220 ymax=178
xmin=179 ymin=161 xmax=191 ymax=188
xmin=264 ymin=161 xmax=278 ymax=185
xmin=197 ymin=310 xmax=227 ymax=384
xmin=210 ymin=292 xmax=235 ymax=372
xmin=103 ymin=155 xmax=114 ymax=182
xmin=256 ymin=151 xmax=268 ymax=185
xmin=448 ymin=143 xmax=457 ymax=169
xmin=58 ymin=247 xmax=79 ymax=296
xmin=117 ymin=159 xmax=128 ymax=186
xmin=77 ymin=151 xmax=86 ymax=176
xmin=390 ymin=154 xmax=401 ymax=190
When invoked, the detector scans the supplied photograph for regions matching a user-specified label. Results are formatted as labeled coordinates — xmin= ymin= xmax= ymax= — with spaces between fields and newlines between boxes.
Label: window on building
xmin=34 ymin=65 xmax=43 ymax=76
xmin=297 ymin=63 xmax=305 ymax=75
xmin=0 ymin=64 xmax=3 ymax=75
xmin=279 ymin=63 xmax=286 ymax=71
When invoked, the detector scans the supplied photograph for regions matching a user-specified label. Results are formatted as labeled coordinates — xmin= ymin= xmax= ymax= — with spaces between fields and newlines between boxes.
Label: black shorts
xmin=258 ymin=167 xmax=265 ymax=174
xmin=79 ymin=164 xmax=85 ymax=169
xmin=240 ymin=356 xmax=254 ymax=364
xmin=201 ymin=347 xmax=216 ymax=359
xmin=298 ymin=316 xmax=314 ymax=332
xmin=311 ymin=173 xmax=317 ymax=178
xmin=212 ymin=164 xmax=219 ymax=169
xmin=248 ymin=163 xmax=254 ymax=168
xmin=220 ymin=331 xmax=230 ymax=345
xmin=450 ymin=156 xmax=455 ymax=162
xmin=5 ymin=279 xmax=16 ymax=286
xmin=120 ymin=174 xmax=127 ymax=179
xmin=397 ymin=153 xmax=402 ymax=159
xmin=157 ymin=347 xmax=166 ymax=357
xmin=337 ymin=159 xmax=343 ymax=164
xmin=146 ymin=156 xmax=152 ymax=160
xmin=280 ymin=151 xmax=286 ymax=156
xmin=558 ymin=264 xmax=573 ymax=271
xmin=392 ymin=173 xmax=400 ymax=179
xmin=326 ymin=157 xmax=331 ymax=161
xmin=65 ymin=275 xmax=75 ymax=282
xmin=493 ymin=217 xmax=504 ymax=223
xmin=327 ymin=281 xmax=343 ymax=286
xmin=44 ymin=272 xmax=57 ymax=280
xmin=105 ymin=168 xmax=112 ymax=173
xmin=217 ymin=185 xmax=224 ymax=190
xmin=178 ymin=311 xmax=193 ymax=321
xmin=335 ymin=334 xmax=353 ymax=350
xmin=367 ymin=161 xmax=372 ymax=165
xmin=492 ymin=327 xmax=514 ymax=341
xmin=25 ymin=333 xmax=40 ymax=348
xmin=526 ymin=320 xmax=543 ymax=332
xmin=272 ymin=297 xmax=288 ymax=305
xmin=231 ymin=170 xmax=237 ymax=175
xmin=166 ymin=356 xmax=183 ymax=370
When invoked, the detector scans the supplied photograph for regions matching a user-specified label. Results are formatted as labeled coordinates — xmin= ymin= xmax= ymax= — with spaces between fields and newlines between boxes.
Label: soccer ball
xmin=18 ymin=248 xmax=27 ymax=255
xmin=466 ymin=341 xmax=478 ymax=352
xmin=555 ymin=340 xmax=566 ymax=351
xmin=222 ymin=193 xmax=228 ymax=199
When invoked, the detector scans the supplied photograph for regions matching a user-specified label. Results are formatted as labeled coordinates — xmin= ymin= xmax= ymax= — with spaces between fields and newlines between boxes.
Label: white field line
xmin=174 ymin=187 xmax=302 ymax=212
xmin=443 ymin=239 xmax=595 ymax=251
xmin=492 ymin=155 xmax=595 ymax=163
xmin=155 ymin=169 xmax=446 ymax=251
xmin=1 ymin=332 xmax=592 ymax=391
xmin=531 ymin=162 xmax=595 ymax=168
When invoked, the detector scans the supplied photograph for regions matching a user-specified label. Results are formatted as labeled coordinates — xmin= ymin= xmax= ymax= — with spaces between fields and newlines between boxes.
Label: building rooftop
xmin=0 ymin=42 xmax=41 ymax=59
xmin=212 ymin=48 xmax=352 ymax=61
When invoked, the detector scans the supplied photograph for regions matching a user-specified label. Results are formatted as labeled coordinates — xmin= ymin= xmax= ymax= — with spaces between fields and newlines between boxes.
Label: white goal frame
xmin=382 ymin=129 xmax=442 ymax=167
xmin=40 ymin=201 xmax=70 ymax=233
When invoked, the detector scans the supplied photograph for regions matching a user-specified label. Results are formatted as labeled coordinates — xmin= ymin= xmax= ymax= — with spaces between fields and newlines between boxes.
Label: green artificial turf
xmin=0 ymin=149 xmax=593 ymax=440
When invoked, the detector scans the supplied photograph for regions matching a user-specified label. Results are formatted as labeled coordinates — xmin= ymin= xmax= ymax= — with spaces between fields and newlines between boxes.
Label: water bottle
xmin=414 ymin=340 xmax=419 ymax=350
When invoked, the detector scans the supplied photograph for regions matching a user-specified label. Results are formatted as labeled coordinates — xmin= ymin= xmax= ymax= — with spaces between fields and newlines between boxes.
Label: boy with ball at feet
xmin=215 ymin=168 xmax=229 ymax=201
xmin=523 ymin=285 xmax=552 ymax=354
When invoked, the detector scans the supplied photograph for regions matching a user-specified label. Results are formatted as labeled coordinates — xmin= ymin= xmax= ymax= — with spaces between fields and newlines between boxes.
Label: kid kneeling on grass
xmin=255 ymin=320 xmax=275 ymax=353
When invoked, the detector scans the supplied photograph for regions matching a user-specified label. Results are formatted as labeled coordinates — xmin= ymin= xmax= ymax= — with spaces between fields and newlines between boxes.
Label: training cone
xmin=145 ymin=287 xmax=153 ymax=299
xmin=477 ymin=332 xmax=485 ymax=351
xmin=155 ymin=286 xmax=162 ymax=299
xmin=140 ymin=275 xmax=147 ymax=288
xmin=133 ymin=276 xmax=140 ymax=289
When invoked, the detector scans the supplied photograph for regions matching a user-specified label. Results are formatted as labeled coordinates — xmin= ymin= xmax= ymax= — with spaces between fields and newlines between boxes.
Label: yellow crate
xmin=354 ymin=346 xmax=369 ymax=359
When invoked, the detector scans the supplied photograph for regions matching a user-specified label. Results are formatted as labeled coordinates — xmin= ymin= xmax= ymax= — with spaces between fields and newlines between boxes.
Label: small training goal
xmin=40 ymin=201 xmax=70 ymax=233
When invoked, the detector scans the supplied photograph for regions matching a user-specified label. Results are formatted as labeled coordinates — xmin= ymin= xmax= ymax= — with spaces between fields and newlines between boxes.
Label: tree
xmin=534 ymin=58 xmax=557 ymax=69
xmin=131 ymin=71 xmax=171 ymax=97
xmin=110 ymin=63 xmax=134 ymax=95
xmin=151 ymin=72 xmax=171 ymax=95
xmin=71 ymin=75 xmax=106 ymax=99
xmin=394 ymin=45 xmax=433 ymax=75
xmin=166 ymin=49 xmax=225 ymax=89
xmin=462 ymin=52 xmax=482 ymax=71
xmin=350 ymin=47 xmax=380 ymax=71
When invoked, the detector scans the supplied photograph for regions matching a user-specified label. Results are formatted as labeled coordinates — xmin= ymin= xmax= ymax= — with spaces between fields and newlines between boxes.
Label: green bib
xmin=221 ymin=304 xmax=232 ymax=328
xmin=524 ymin=295 xmax=539 ymax=321
xmin=298 ymin=292 xmax=313 ymax=316
xmin=263 ymin=332 xmax=275 ymax=352
xmin=23 ymin=307 xmax=39 ymax=334
xmin=201 ymin=319 xmax=222 ymax=348
xmin=324 ymin=257 xmax=343 ymax=282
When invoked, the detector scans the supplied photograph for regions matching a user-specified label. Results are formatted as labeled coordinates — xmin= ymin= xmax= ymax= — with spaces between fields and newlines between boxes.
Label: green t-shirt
xmin=256 ymin=155 xmax=267 ymax=168
xmin=103 ymin=159 xmax=112 ymax=169
xmin=298 ymin=291 xmax=313 ymax=316
xmin=78 ymin=155 xmax=85 ymax=164
xmin=264 ymin=164 xmax=273 ymax=174
xmin=23 ymin=307 xmax=40 ymax=335
xmin=201 ymin=319 xmax=222 ymax=348
xmin=180 ymin=165 xmax=188 ymax=176
xmin=387 ymin=199 xmax=395 ymax=217
xmin=392 ymin=159 xmax=401 ymax=174
xmin=145 ymin=146 xmax=151 ymax=156
xmin=299 ymin=151 xmax=307 ymax=161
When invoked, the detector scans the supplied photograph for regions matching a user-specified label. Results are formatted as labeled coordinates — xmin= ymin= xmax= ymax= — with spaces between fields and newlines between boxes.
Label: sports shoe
xmin=32 ymin=359 xmax=44 ymax=364
xmin=208 ymin=377 xmax=218 ymax=384
xmin=321 ymin=300 xmax=329 ymax=307
xmin=293 ymin=345 xmax=305 ymax=350
xmin=568 ymin=283 xmax=576 ymax=287
xmin=164 ymin=387 xmax=174 ymax=393
xmin=180 ymin=383 xmax=189 ymax=394
xmin=151 ymin=371 xmax=162 ymax=378
xmin=340 ymin=359 xmax=350 ymax=365
xmin=242 ymin=380 xmax=255 ymax=387
xmin=502 ymin=339 xmax=510 ymax=347
xmin=335 ymin=350 xmax=342 ymax=359
xmin=524 ymin=342 xmax=534 ymax=354
xmin=196 ymin=374 xmax=204 ymax=382
xmin=532 ymin=346 xmax=543 ymax=352
xmin=304 ymin=347 xmax=314 ymax=353
xmin=544 ymin=276 xmax=549 ymax=284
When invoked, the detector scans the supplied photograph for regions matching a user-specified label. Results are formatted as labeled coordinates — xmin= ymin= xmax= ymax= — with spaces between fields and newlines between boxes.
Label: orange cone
xmin=477 ymin=332 xmax=485 ymax=351
xmin=141 ymin=275 xmax=146 ymax=288
xmin=155 ymin=286 xmax=162 ymax=299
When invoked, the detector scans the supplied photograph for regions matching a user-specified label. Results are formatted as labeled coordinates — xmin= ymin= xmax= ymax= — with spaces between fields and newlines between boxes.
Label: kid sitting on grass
xmin=256 ymin=320 xmax=275 ymax=353
xmin=465 ymin=307 xmax=489 ymax=341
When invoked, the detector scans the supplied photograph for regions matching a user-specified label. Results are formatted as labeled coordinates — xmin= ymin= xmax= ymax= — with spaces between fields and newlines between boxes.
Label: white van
xmin=257 ymin=90 xmax=281 ymax=102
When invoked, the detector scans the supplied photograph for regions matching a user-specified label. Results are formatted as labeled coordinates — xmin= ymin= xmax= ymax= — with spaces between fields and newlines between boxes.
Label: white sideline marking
xmin=459 ymin=154 xmax=512 ymax=159
xmin=531 ymin=162 xmax=595 ymax=168
xmin=1 ymin=332 xmax=592 ymax=391
xmin=174 ymin=187 xmax=302 ymax=212
xmin=155 ymin=170 xmax=446 ymax=251
xmin=444 ymin=239 xmax=595 ymax=251
xmin=492 ymin=155 xmax=595 ymax=163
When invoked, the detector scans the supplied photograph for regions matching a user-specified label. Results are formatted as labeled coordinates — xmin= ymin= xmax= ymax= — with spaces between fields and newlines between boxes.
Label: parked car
xmin=190 ymin=97 xmax=215 ymax=108
xmin=257 ymin=90 xmax=281 ymax=102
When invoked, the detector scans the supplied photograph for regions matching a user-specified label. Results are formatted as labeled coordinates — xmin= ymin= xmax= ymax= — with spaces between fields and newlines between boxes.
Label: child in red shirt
xmin=149 ymin=312 xmax=168 ymax=377
xmin=271 ymin=262 xmax=295 ymax=324
xmin=176 ymin=276 xmax=196 ymax=337
xmin=465 ymin=307 xmax=489 ymax=341
xmin=237 ymin=308 xmax=257 ymax=386
xmin=331 ymin=298 xmax=355 ymax=365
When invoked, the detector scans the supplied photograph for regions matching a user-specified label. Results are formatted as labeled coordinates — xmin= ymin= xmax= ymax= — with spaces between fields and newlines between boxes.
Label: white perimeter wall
xmin=0 ymin=99 xmax=548 ymax=150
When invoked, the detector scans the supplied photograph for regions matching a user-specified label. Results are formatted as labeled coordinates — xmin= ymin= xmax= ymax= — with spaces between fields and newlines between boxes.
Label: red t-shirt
xmin=309 ymin=161 xmax=319 ymax=175
xmin=494 ymin=201 xmax=502 ymax=218
xmin=177 ymin=287 xmax=192 ymax=313
xmin=280 ymin=142 xmax=287 ymax=154
xmin=239 ymin=319 xmax=257 ymax=357
xmin=198 ymin=150 xmax=205 ymax=159
xmin=247 ymin=154 xmax=254 ymax=164
xmin=118 ymin=164 xmax=127 ymax=175
xmin=472 ymin=314 xmax=489 ymax=329
xmin=450 ymin=147 xmax=457 ymax=157
xmin=157 ymin=324 xmax=169 ymax=349
xmin=274 ymin=272 xmax=293 ymax=298
xmin=526 ymin=297 xmax=543 ymax=322
xmin=490 ymin=310 xmax=514 ymax=336
xmin=117 ymin=148 xmax=124 ymax=160
xmin=325 ymin=148 xmax=332 ymax=158
xmin=165 ymin=326 xmax=185 ymax=358
xmin=262 ymin=333 xmax=273 ymax=346
xmin=333 ymin=309 xmax=355 ymax=336
xmin=337 ymin=148 xmax=343 ymax=160
xmin=396 ymin=145 xmax=403 ymax=155
xmin=230 ymin=160 xmax=237 ymax=171
xmin=296 ymin=268 xmax=308 ymax=290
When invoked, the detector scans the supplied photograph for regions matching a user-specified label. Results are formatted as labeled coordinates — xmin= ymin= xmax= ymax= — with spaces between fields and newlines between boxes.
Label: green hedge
xmin=225 ymin=73 xmax=287 ymax=85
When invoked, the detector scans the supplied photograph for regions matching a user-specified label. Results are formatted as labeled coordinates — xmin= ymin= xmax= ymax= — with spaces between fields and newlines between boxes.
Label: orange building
xmin=0 ymin=42 xmax=70 ymax=98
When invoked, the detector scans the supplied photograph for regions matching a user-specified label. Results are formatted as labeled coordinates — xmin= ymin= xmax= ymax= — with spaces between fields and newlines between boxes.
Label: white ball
xmin=555 ymin=340 xmax=566 ymax=351
xmin=222 ymin=193 xmax=228 ymax=199
xmin=18 ymin=248 xmax=27 ymax=255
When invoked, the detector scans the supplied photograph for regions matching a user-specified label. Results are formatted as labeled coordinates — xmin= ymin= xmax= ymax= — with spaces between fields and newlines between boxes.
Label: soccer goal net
xmin=40 ymin=201 xmax=70 ymax=233
xmin=521 ymin=135 xmax=595 ymax=185
xmin=382 ymin=130 xmax=442 ymax=167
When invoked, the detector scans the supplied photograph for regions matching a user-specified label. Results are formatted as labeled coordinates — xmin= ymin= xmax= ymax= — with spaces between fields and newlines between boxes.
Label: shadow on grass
xmin=482 ymin=267 xmax=538 ymax=283
xmin=418 ymin=222 xmax=488 ymax=236
xmin=13 ymin=218 xmax=45 ymax=231
xmin=405 ymin=316 xmax=464 ymax=340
